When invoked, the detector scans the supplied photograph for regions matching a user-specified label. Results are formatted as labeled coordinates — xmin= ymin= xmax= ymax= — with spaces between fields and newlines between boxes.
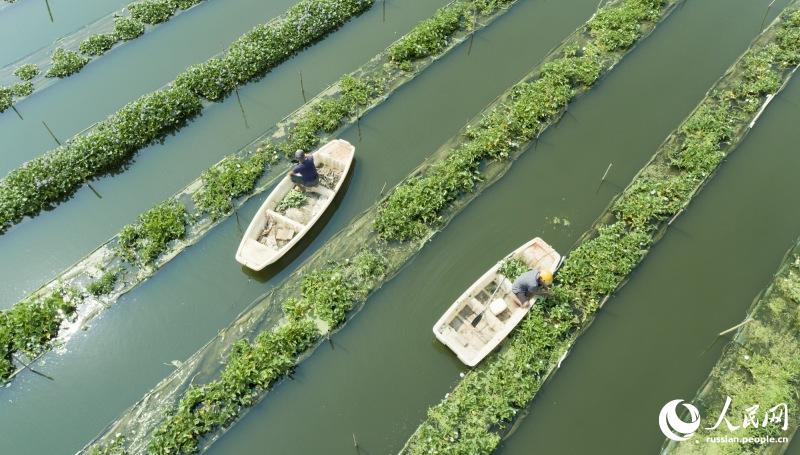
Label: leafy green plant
xmin=174 ymin=0 xmax=202 ymax=8
xmin=87 ymin=436 xmax=127 ymax=455
xmin=0 ymin=289 xmax=79 ymax=380
xmin=10 ymin=82 xmax=33 ymax=97
xmin=0 ymin=0 xmax=372 ymax=233
xmin=14 ymin=63 xmax=39 ymax=81
xmin=388 ymin=2 xmax=467 ymax=67
xmin=193 ymin=147 xmax=277 ymax=220
xmin=587 ymin=0 xmax=662 ymax=52
xmin=670 ymin=252 xmax=800 ymax=454
xmin=612 ymin=168 xmax=695 ymax=227
xmin=275 ymin=189 xmax=308 ymax=213
xmin=118 ymin=201 xmax=187 ymax=265
xmin=87 ymin=269 xmax=121 ymax=296
xmin=46 ymin=48 xmax=90 ymax=78
xmin=402 ymin=4 xmax=800 ymax=453
xmin=280 ymin=75 xmax=383 ymax=157
xmin=128 ymin=0 xmax=176 ymax=24
xmin=374 ymin=52 xmax=600 ymax=241
xmin=114 ymin=16 xmax=146 ymax=40
xmin=0 ymin=87 xmax=12 ymax=113
xmin=148 ymin=318 xmax=319 ymax=454
xmin=175 ymin=0 xmax=373 ymax=101
xmin=498 ymin=257 xmax=528 ymax=281
xmin=142 ymin=251 xmax=384 ymax=453
xmin=80 ymin=33 xmax=119 ymax=56
xmin=0 ymin=85 xmax=202 ymax=232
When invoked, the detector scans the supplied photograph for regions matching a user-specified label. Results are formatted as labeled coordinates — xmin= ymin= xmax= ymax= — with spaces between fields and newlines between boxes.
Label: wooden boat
xmin=433 ymin=237 xmax=562 ymax=367
xmin=235 ymin=139 xmax=355 ymax=271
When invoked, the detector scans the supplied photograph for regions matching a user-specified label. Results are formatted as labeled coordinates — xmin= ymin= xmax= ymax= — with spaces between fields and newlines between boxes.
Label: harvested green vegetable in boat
xmin=275 ymin=189 xmax=308 ymax=213
xmin=499 ymin=257 xmax=528 ymax=281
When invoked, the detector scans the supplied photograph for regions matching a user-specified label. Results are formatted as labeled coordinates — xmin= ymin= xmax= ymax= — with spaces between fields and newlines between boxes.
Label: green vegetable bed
xmin=0 ymin=0 xmax=374 ymax=233
xmin=2 ymin=0 xmax=518 ymax=387
xmin=0 ymin=0 xmax=208 ymax=113
xmin=82 ymin=0 xmax=679 ymax=452
xmin=400 ymin=4 xmax=800 ymax=454
xmin=664 ymin=244 xmax=800 ymax=454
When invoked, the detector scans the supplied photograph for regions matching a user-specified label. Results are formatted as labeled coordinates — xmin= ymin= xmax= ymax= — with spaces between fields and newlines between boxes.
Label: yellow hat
xmin=539 ymin=269 xmax=554 ymax=286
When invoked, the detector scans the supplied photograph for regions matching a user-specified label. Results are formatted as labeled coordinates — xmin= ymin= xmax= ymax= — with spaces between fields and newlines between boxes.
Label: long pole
xmin=718 ymin=318 xmax=752 ymax=337
xmin=45 ymin=0 xmax=54 ymax=22
xmin=12 ymin=354 xmax=55 ymax=381
xmin=595 ymin=162 xmax=613 ymax=193
xmin=467 ymin=7 xmax=477 ymax=56
xmin=11 ymin=105 xmax=23 ymax=120
xmin=42 ymin=121 xmax=61 ymax=145
xmin=299 ymin=71 xmax=307 ymax=102
xmin=235 ymin=88 xmax=249 ymax=129
xmin=760 ymin=0 xmax=777 ymax=30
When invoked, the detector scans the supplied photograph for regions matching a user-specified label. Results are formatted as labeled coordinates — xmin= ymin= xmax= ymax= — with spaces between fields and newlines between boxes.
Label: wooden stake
xmin=86 ymin=181 xmax=102 ymax=199
xmin=45 ymin=0 xmax=54 ymax=22
xmin=357 ymin=115 xmax=362 ymax=142
xmin=235 ymin=88 xmax=249 ymax=129
xmin=600 ymin=162 xmax=613 ymax=182
xmin=234 ymin=205 xmax=243 ymax=233
xmin=299 ymin=71 xmax=307 ymax=103
xmin=42 ymin=120 xmax=61 ymax=145
xmin=718 ymin=318 xmax=752 ymax=337
xmin=467 ymin=8 xmax=477 ymax=56
xmin=352 ymin=433 xmax=359 ymax=452
xmin=13 ymin=354 xmax=54 ymax=381
xmin=11 ymin=105 xmax=23 ymax=120
xmin=374 ymin=181 xmax=387 ymax=204
xmin=595 ymin=162 xmax=612 ymax=193
xmin=327 ymin=334 xmax=334 ymax=350
xmin=760 ymin=0 xmax=776 ymax=31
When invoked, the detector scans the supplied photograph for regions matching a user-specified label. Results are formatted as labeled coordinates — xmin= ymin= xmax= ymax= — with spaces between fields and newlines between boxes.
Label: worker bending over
xmin=289 ymin=150 xmax=319 ymax=187
xmin=511 ymin=269 xmax=553 ymax=307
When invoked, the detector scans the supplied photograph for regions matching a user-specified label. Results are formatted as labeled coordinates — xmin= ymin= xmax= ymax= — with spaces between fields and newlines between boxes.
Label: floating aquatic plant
xmin=0 ymin=0 xmax=373 ymax=233
xmin=46 ymin=48 xmax=90 ymax=78
xmin=118 ymin=200 xmax=187 ymax=265
xmin=128 ymin=0 xmax=176 ymax=24
xmin=0 ymin=288 xmax=80 ymax=380
xmin=114 ymin=16 xmax=146 ymax=40
xmin=79 ymin=33 xmax=119 ymax=56
xmin=401 ymin=4 xmax=800 ymax=454
xmin=87 ymin=269 xmax=121 ymax=296
xmin=14 ymin=63 xmax=39 ymax=81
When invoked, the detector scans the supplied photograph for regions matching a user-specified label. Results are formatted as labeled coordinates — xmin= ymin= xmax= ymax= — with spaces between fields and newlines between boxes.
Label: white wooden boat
xmin=235 ymin=139 xmax=355 ymax=271
xmin=433 ymin=237 xmax=562 ymax=367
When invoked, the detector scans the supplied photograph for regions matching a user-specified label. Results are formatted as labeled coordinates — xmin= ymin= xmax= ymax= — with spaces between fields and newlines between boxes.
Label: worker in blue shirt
xmin=289 ymin=150 xmax=319 ymax=187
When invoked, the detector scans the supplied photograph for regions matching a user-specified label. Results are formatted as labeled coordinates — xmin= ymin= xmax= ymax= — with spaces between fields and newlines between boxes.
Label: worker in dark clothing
xmin=511 ymin=269 xmax=553 ymax=307
xmin=289 ymin=150 xmax=318 ymax=186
